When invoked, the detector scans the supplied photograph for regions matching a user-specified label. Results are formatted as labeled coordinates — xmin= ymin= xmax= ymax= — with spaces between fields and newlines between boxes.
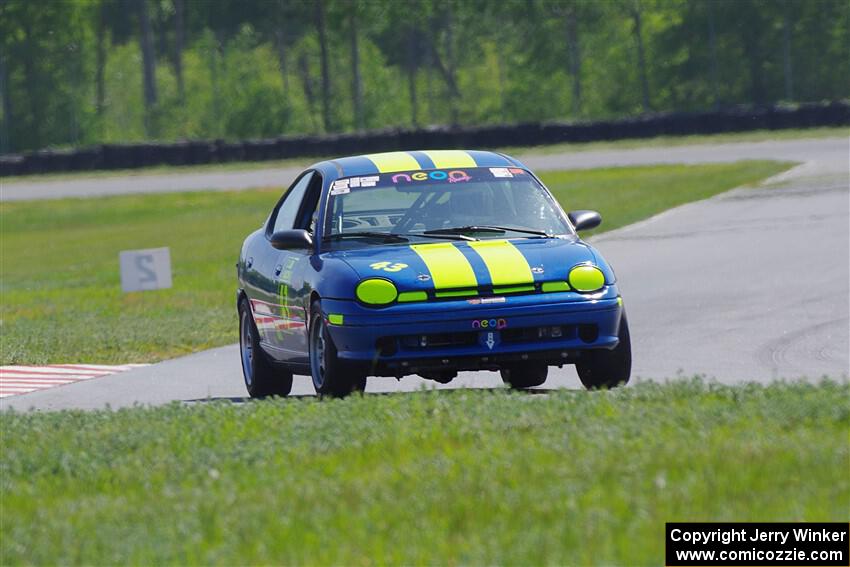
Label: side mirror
xmin=568 ymin=210 xmax=602 ymax=232
xmin=270 ymin=229 xmax=313 ymax=250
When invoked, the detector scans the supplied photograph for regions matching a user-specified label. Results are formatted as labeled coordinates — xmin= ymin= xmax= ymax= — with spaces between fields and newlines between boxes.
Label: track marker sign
xmin=119 ymin=247 xmax=172 ymax=292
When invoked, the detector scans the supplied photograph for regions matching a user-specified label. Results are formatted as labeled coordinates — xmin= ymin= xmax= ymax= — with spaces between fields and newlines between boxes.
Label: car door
xmin=259 ymin=171 xmax=322 ymax=362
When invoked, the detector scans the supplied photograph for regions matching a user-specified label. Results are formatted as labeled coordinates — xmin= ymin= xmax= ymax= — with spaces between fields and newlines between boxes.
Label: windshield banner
xmin=331 ymin=166 xmax=529 ymax=195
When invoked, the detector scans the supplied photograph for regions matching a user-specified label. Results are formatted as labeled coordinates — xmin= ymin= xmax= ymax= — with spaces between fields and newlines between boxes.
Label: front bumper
xmin=321 ymin=287 xmax=624 ymax=376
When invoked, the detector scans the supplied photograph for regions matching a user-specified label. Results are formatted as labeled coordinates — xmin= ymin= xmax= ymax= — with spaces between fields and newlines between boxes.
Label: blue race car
xmin=236 ymin=150 xmax=630 ymax=397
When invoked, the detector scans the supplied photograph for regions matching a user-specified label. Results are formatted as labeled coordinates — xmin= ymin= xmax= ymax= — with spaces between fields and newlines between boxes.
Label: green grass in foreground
xmin=1 ymin=125 xmax=840 ymax=184
xmin=1 ymin=380 xmax=847 ymax=565
xmin=0 ymin=161 xmax=792 ymax=364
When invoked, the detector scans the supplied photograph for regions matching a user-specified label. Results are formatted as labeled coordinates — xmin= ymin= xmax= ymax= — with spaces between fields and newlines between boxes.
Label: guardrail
xmin=2 ymin=101 xmax=847 ymax=177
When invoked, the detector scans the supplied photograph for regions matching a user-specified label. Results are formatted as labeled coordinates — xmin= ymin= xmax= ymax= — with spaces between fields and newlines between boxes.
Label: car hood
xmin=332 ymin=237 xmax=605 ymax=294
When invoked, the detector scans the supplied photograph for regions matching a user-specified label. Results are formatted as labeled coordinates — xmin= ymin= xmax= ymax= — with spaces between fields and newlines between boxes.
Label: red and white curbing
xmin=0 ymin=364 xmax=149 ymax=398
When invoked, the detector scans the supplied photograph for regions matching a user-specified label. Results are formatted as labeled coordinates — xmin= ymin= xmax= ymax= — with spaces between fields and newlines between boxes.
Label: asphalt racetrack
xmin=2 ymin=137 xmax=848 ymax=410
xmin=0 ymin=137 xmax=844 ymax=200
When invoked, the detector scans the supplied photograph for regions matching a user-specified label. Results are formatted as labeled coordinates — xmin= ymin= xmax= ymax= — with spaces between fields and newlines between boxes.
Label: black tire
xmin=500 ymin=362 xmax=548 ymax=389
xmin=576 ymin=312 xmax=632 ymax=390
xmin=309 ymin=301 xmax=366 ymax=398
xmin=239 ymin=298 xmax=293 ymax=398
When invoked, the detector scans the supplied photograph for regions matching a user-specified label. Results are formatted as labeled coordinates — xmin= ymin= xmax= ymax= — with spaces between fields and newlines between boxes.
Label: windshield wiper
xmin=424 ymin=225 xmax=550 ymax=237
xmin=324 ymin=231 xmax=409 ymax=243
xmin=394 ymin=232 xmax=477 ymax=242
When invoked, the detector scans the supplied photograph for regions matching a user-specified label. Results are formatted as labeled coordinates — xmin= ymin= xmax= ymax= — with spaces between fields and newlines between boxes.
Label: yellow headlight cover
xmin=356 ymin=278 xmax=398 ymax=305
xmin=568 ymin=265 xmax=605 ymax=292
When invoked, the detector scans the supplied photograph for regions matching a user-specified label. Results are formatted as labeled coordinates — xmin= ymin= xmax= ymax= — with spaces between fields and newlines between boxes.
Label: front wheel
xmin=575 ymin=311 xmax=632 ymax=390
xmin=239 ymin=298 xmax=293 ymax=398
xmin=309 ymin=301 xmax=366 ymax=398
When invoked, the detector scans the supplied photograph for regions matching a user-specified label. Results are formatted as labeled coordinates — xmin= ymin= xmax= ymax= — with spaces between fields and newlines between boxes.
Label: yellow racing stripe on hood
xmin=364 ymin=152 xmax=421 ymax=173
xmin=410 ymin=242 xmax=478 ymax=289
xmin=422 ymin=150 xmax=477 ymax=169
xmin=468 ymin=240 xmax=534 ymax=286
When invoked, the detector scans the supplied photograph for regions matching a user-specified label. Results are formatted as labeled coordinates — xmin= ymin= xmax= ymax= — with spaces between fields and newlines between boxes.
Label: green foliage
xmin=0 ymin=0 xmax=847 ymax=153
xmin=1 ymin=380 xmax=848 ymax=564
xmin=0 ymin=0 xmax=95 ymax=151
xmin=0 ymin=161 xmax=791 ymax=364
xmin=99 ymin=42 xmax=146 ymax=142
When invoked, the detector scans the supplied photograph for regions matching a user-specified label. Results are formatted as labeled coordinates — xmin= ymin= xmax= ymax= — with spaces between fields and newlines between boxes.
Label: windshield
xmin=323 ymin=167 xmax=571 ymax=247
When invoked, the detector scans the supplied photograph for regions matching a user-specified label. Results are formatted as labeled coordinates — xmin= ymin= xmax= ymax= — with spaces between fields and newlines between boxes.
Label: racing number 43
xmin=370 ymin=261 xmax=408 ymax=272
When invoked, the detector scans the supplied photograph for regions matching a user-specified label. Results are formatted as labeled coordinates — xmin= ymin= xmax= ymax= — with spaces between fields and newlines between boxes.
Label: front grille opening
xmin=399 ymin=325 xmax=578 ymax=351
xmin=375 ymin=337 xmax=397 ymax=356
xmin=429 ymin=283 xmax=544 ymax=301
xmin=433 ymin=288 xmax=478 ymax=299
xmin=578 ymin=324 xmax=599 ymax=343
xmin=400 ymin=332 xmax=478 ymax=350
xmin=502 ymin=325 xmax=576 ymax=343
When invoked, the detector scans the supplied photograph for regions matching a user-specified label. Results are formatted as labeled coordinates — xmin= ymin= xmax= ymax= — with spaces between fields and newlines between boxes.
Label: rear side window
xmin=271 ymin=172 xmax=314 ymax=233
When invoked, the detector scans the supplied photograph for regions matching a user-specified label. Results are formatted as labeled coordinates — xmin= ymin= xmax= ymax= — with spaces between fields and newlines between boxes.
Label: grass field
xmin=1 ymin=126 xmax=838 ymax=184
xmin=1 ymin=380 xmax=846 ymax=564
xmin=0 ymin=160 xmax=792 ymax=364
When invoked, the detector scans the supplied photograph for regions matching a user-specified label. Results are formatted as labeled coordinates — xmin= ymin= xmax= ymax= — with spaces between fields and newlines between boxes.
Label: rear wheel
xmin=576 ymin=312 xmax=632 ymax=390
xmin=309 ymin=301 xmax=366 ymax=398
xmin=500 ymin=362 xmax=548 ymax=389
xmin=239 ymin=298 xmax=293 ymax=398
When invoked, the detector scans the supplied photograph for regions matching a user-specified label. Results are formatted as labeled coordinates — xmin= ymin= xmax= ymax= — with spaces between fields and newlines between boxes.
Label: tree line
xmin=0 ymin=0 xmax=847 ymax=154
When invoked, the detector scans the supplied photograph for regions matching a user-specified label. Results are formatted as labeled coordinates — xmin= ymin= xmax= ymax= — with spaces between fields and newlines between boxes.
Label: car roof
xmin=309 ymin=150 xmax=527 ymax=180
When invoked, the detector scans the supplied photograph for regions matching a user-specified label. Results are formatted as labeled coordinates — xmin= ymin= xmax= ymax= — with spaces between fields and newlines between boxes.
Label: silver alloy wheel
xmin=240 ymin=309 xmax=254 ymax=387
xmin=309 ymin=314 xmax=327 ymax=390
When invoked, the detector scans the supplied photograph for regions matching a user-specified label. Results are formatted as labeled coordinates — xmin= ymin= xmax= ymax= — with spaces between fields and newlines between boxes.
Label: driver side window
xmin=271 ymin=172 xmax=314 ymax=234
